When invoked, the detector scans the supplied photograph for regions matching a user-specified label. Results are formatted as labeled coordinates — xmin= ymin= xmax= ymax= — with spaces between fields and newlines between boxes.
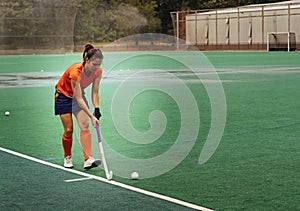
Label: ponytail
xmin=82 ymin=43 xmax=103 ymax=65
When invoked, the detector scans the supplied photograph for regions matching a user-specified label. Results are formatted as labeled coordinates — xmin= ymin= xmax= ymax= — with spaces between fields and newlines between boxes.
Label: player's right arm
xmin=71 ymin=79 xmax=98 ymax=127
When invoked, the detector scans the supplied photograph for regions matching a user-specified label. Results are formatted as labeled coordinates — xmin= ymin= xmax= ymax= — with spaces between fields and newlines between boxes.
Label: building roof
xmin=188 ymin=0 xmax=300 ymax=16
xmin=241 ymin=0 xmax=300 ymax=8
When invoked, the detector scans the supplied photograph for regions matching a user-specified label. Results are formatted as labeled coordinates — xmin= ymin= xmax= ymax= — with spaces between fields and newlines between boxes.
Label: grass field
xmin=0 ymin=51 xmax=300 ymax=210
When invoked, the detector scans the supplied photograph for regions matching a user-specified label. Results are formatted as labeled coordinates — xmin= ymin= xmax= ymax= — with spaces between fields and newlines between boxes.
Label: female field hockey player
xmin=55 ymin=43 xmax=103 ymax=169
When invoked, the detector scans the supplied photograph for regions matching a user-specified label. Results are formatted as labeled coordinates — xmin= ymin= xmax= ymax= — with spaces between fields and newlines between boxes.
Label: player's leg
xmin=74 ymin=110 xmax=101 ymax=169
xmin=55 ymin=90 xmax=74 ymax=168
xmin=74 ymin=110 xmax=91 ymax=160
xmin=60 ymin=113 xmax=74 ymax=168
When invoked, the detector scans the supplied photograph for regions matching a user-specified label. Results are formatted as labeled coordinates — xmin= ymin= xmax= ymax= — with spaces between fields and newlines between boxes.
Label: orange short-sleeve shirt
xmin=56 ymin=62 xmax=102 ymax=98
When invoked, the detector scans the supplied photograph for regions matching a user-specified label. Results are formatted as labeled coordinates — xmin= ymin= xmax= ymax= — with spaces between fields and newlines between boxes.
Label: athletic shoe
xmin=84 ymin=156 xmax=101 ymax=170
xmin=64 ymin=156 xmax=74 ymax=168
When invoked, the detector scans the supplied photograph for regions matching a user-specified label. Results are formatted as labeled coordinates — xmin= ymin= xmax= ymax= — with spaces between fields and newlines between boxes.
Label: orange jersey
xmin=56 ymin=62 xmax=102 ymax=98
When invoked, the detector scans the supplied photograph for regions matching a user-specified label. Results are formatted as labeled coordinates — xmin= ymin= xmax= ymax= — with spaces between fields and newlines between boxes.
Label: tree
xmin=0 ymin=0 xmax=34 ymax=48
xmin=1 ymin=0 xmax=78 ymax=50
xmin=0 ymin=0 xmax=289 ymax=50
xmin=111 ymin=0 xmax=161 ymax=36
xmin=74 ymin=0 xmax=160 ymax=44
xmin=156 ymin=0 xmax=190 ymax=34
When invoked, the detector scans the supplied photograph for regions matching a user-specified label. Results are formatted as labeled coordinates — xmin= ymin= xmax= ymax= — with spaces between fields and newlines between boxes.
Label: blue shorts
xmin=54 ymin=91 xmax=89 ymax=115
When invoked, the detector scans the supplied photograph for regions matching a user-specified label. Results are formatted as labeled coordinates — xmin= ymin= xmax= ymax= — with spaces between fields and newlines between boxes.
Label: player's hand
xmin=93 ymin=107 xmax=102 ymax=120
xmin=92 ymin=116 xmax=99 ymax=127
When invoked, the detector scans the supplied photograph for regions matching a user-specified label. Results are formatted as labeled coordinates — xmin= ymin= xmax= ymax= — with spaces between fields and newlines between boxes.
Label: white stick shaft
xmin=96 ymin=124 xmax=112 ymax=180
xmin=99 ymin=141 xmax=110 ymax=179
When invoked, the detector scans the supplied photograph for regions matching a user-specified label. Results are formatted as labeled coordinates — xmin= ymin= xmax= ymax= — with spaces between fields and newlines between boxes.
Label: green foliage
xmin=0 ymin=0 xmax=288 ymax=49
xmin=74 ymin=0 xmax=160 ymax=44
xmin=0 ymin=0 xmax=34 ymax=47
xmin=1 ymin=0 xmax=78 ymax=49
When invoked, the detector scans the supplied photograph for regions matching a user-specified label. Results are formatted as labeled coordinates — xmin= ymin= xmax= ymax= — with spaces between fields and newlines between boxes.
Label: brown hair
xmin=82 ymin=43 xmax=103 ymax=65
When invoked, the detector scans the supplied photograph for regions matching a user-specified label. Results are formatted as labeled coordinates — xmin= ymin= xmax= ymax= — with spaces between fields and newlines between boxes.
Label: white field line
xmin=0 ymin=147 xmax=214 ymax=211
xmin=64 ymin=177 xmax=93 ymax=183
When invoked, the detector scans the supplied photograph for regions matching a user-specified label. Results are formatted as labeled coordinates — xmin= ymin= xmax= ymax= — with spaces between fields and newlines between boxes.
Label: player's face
xmin=87 ymin=58 xmax=102 ymax=72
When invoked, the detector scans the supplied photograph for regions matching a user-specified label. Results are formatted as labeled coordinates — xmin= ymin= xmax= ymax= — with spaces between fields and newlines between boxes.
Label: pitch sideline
xmin=0 ymin=146 xmax=214 ymax=211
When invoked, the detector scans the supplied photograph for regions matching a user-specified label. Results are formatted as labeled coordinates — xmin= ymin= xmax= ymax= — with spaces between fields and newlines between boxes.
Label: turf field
xmin=0 ymin=52 xmax=300 ymax=211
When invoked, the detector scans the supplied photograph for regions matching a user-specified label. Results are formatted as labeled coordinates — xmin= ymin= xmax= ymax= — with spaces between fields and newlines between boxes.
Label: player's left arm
xmin=92 ymin=73 xmax=102 ymax=119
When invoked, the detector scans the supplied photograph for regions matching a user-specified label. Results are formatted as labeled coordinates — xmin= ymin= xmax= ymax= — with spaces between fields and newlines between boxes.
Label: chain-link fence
xmin=0 ymin=1 xmax=79 ymax=54
xmin=0 ymin=0 xmax=161 ymax=55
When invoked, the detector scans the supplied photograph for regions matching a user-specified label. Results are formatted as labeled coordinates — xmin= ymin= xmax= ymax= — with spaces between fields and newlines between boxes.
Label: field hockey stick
xmin=95 ymin=124 xmax=113 ymax=180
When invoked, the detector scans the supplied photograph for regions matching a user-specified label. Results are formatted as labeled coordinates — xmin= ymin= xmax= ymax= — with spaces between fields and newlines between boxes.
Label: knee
xmin=80 ymin=120 xmax=90 ymax=131
xmin=64 ymin=128 xmax=73 ymax=137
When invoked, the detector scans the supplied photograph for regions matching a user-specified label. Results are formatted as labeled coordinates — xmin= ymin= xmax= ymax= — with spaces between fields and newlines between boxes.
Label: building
xmin=172 ymin=0 xmax=300 ymax=51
